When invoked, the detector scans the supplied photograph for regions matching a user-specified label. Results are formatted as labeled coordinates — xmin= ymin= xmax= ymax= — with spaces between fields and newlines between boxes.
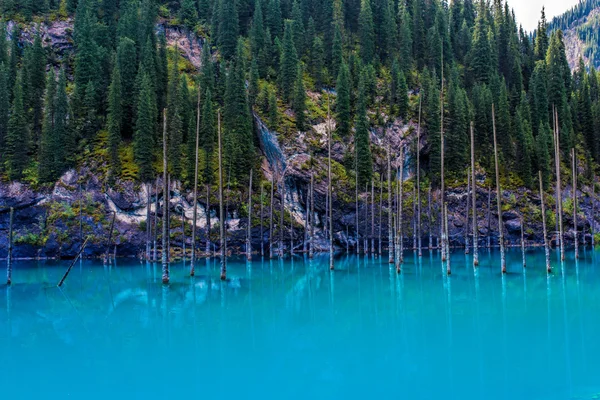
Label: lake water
xmin=1 ymin=249 xmax=600 ymax=400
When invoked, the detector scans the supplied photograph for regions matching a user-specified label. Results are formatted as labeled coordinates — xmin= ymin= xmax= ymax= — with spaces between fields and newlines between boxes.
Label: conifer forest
xmin=1 ymin=0 xmax=600 ymax=275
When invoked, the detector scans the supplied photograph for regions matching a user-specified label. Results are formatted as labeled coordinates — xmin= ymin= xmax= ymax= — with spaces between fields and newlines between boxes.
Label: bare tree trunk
xmin=398 ymin=149 xmax=405 ymax=265
xmin=521 ymin=215 xmax=526 ymax=268
xmin=440 ymin=63 xmax=446 ymax=263
xmin=378 ymin=177 xmax=383 ymax=257
xmin=364 ymin=183 xmax=369 ymax=254
xmin=269 ymin=179 xmax=274 ymax=259
xmin=218 ymin=111 xmax=226 ymax=280
xmin=540 ymin=171 xmax=551 ymax=273
xmin=492 ymin=104 xmax=506 ymax=273
xmin=572 ymin=148 xmax=579 ymax=259
xmin=247 ymin=169 xmax=253 ymax=261
xmin=388 ymin=144 xmax=394 ymax=263
xmin=356 ymin=143 xmax=360 ymax=255
xmin=445 ymin=203 xmax=451 ymax=275
xmin=146 ymin=183 xmax=151 ymax=261
xmin=58 ymin=236 xmax=89 ymax=287
xmin=161 ymin=109 xmax=169 ymax=284
xmin=191 ymin=90 xmax=201 ymax=275
xmin=309 ymin=173 xmax=314 ymax=258
xmin=465 ymin=168 xmax=471 ymax=254
xmin=593 ymin=176 xmax=596 ymax=247
xmin=206 ymin=184 xmax=211 ymax=257
xmin=395 ymin=166 xmax=400 ymax=271
xmin=371 ymin=180 xmax=375 ymax=255
xmin=554 ymin=106 xmax=564 ymax=261
xmin=328 ymin=102 xmax=334 ymax=270
xmin=487 ymin=185 xmax=492 ymax=249
xmin=471 ymin=123 xmax=479 ymax=266
xmin=416 ymin=94 xmax=422 ymax=257
xmin=181 ymin=195 xmax=186 ymax=261
xmin=105 ymin=211 xmax=116 ymax=262
xmin=279 ymin=176 xmax=285 ymax=259
xmin=412 ymin=190 xmax=417 ymax=251
xmin=428 ymin=185 xmax=432 ymax=250
xmin=7 ymin=207 xmax=13 ymax=285
xmin=303 ymin=185 xmax=308 ymax=254
xmin=167 ymin=174 xmax=171 ymax=262
xmin=153 ymin=178 xmax=158 ymax=262
xmin=260 ymin=184 xmax=264 ymax=257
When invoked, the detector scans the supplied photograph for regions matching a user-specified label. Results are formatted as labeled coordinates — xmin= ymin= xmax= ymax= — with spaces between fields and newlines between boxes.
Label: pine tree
xmin=38 ymin=69 xmax=57 ymax=183
xmin=107 ymin=63 xmax=122 ymax=179
xmin=54 ymin=68 xmax=72 ymax=172
xmin=311 ymin=36 xmax=324 ymax=88
xmin=25 ymin=32 xmax=46 ymax=144
xmin=335 ymin=62 xmax=351 ymax=137
xmin=200 ymin=43 xmax=215 ymax=96
xmin=157 ymin=31 xmax=169 ymax=115
xmin=267 ymin=0 xmax=283 ymax=39
xmin=117 ymin=38 xmax=138 ymax=138
xmin=73 ymin=5 xmax=100 ymax=119
xmin=268 ymin=86 xmax=279 ymax=128
xmin=293 ymin=65 xmax=306 ymax=131
xmin=223 ymin=39 xmax=255 ymax=181
xmin=179 ymin=0 xmax=199 ymax=28
xmin=6 ymin=70 xmax=29 ymax=180
xmin=279 ymin=21 xmax=299 ymax=103
xmin=291 ymin=0 xmax=305 ymax=56
xmin=397 ymin=3 xmax=412 ymax=75
xmin=535 ymin=122 xmax=552 ymax=189
xmin=0 ymin=64 xmax=9 ymax=165
xmin=134 ymin=71 xmax=155 ymax=182
xmin=470 ymin=1 xmax=492 ymax=84
xmin=7 ymin=24 xmax=20 ymax=99
xmin=0 ymin=22 xmax=7 ymax=66
xmin=535 ymin=7 xmax=549 ymax=61
xmin=250 ymin=0 xmax=265 ymax=60
xmin=546 ymin=30 xmax=572 ymax=150
xmin=219 ymin=0 xmax=239 ymax=59
xmin=514 ymin=92 xmax=534 ymax=188
xmin=330 ymin=24 xmax=343 ymax=80
xmin=358 ymin=0 xmax=375 ymax=64
xmin=249 ymin=59 xmax=260 ymax=107
xmin=446 ymin=79 xmax=469 ymax=173
xmin=201 ymin=88 xmax=216 ymax=183
xmin=355 ymin=69 xmax=373 ymax=187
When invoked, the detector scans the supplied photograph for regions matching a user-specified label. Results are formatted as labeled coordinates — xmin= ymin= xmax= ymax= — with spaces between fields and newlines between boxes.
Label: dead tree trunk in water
xmin=161 ymin=109 xmax=169 ymax=284
xmin=554 ymin=106 xmax=564 ymax=261
xmin=190 ymin=90 xmax=201 ymax=275
xmin=521 ymin=215 xmax=526 ymax=268
xmin=487 ymin=185 xmax=492 ymax=249
xmin=154 ymin=178 xmax=158 ymax=262
xmin=166 ymin=175 xmax=171 ymax=262
xmin=492 ymin=104 xmax=506 ymax=274
xmin=218 ymin=111 xmax=226 ymax=280
xmin=206 ymin=185 xmax=211 ymax=257
xmin=260 ymin=183 xmax=264 ymax=257
xmin=105 ymin=211 xmax=116 ymax=263
xmin=279 ymin=175 xmax=285 ymax=259
xmin=465 ymin=168 xmax=471 ymax=254
xmin=327 ymin=100 xmax=334 ymax=270
xmin=371 ymin=180 xmax=375 ymax=255
xmin=303 ymin=185 xmax=308 ymax=254
xmin=246 ymin=170 xmax=253 ymax=261
xmin=364 ymin=184 xmax=368 ymax=254
xmin=398 ymin=149 xmax=405 ymax=266
xmin=593 ymin=176 xmax=596 ymax=247
xmin=572 ymin=148 xmax=579 ymax=259
xmin=440 ymin=67 xmax=446 ymax=263
xmin=309 ymin=173 xmax=315 ymax=258
xmin=540 ymin=171 xmax=551 ymax=273
xmin=378 ymin=178 xmax=383 ymax=257
xmin=428 ymin=185 xmax=433 ymax=250
xmin=146 ymin=183 xmax=151 ymax=261
xmin=269 ymin=180 xmax=274 ymax=259
xmin=445 ymin=204 xmax=451 ymax=275
xmin=416 ymin=95 xmax=422 ymax=257
xmin=388 ymin=145 xmax=394 ymax=263
xmin=412 ymin=190 xmax=417 ymax=251
xmin=355 ymin=144 xmax=360 ymax=255
xmin=7 ymin=207 xmax=14 ymax=285
xmin=471 ymin=122 xmax=479 ymax=266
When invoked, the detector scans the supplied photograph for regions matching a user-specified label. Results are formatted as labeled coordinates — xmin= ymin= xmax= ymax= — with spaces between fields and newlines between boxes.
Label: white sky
xmin=508 ymin=0 xmax=581 ymax=32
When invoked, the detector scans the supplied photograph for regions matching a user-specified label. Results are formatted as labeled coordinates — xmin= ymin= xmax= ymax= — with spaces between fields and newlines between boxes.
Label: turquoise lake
xmin=1 ymin=249 xmax=600 ymax=399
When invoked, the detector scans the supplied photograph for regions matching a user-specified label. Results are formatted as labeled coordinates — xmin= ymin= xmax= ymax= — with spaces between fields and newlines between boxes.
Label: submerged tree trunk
xmin=260 ymin=184 xmax=264 ymax=257
xmin=521 ymin=215 xmax=526 ymax=268
xmin=269 ymin=179 xmax=274 ymax=259
xmin=398 ymin=149 xmax=405 ymax=265
xmin=309 ymin=173 xmax=315 ymax=259
xmin=371 ymin=180 xmax=375 ymax=255
xmin=593 ymin=176 xmax=596 ymax=247
xmin=279 ymin=175 xmax=285 ymax=259
xmin=105 ymin=211 xmax=116 ymax=263
xmin=416 ymin=95 xmax=422 ymax=257
xmin=445 ymin=204 xmax=451 ymax=275
xmin=247 ymin=169 xmax=253 ymax=261
xmin=161 ymin=109 xmax=169 ymax=284
xmin=355 ymin=144 xmax=360 ymax=255
xmin=440 ymin=68 xmax=446 ymax=263
xmin=206 ymin=185 xmax=211 ymax=257
xmin=465 ymin=168 xmax=471 ymax=254
xmin=7 ymin=207 xmax=14 ymax=285
xmin=487 ymin=185 xmax=492 ymax=249
xmin=492 ymin=104 xmax=506 ymax=274
xmin=154 ymin=178 xmax=158 ymax=262
xmin=364 ymin=183 xmax=369 ymax=254
xmin=572 ymin=148 xmax=579 ymax=259
xmin=303 ymin=185 xmax=308 ymax=254
xmin=190 ymin=91 xmax=201 ymax=275
xmin=388 ymin=144 xmax=394 ymax=263
xmin=328 ymin=102 xmax=334 ymax=270
xmin=554 ymin=106 xmax=564 ymax=261
xmin=218 ymin=111 xmax=226 ymax=280
xmin=471 ymin=123 xmax=479 ymax=266
xmin=146 ymin=183 xmax=151 ymax=261
xmin=540 ymin=171 xmax=551 ymax=273
xmin=428 ymin=185 xmax=433 ymax=250
xmin=378 ymin=177 xmax=383 ymax=257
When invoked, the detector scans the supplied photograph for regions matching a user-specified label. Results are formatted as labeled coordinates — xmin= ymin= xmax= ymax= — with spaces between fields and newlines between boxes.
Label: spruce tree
xmin=279 ymin=21 xmax=299 ymax=103
xmin=179 ymin=0 xmax=199 ymax=28
xmin=291 ymin=0 xmax=305 ymax=56
xmin=6 ymin=70 xmax=29 ymax=180
xmin=38 ymin=69 xmax=57 ymax=183
xmin=534 ymin=8 xmax=549 ymax=61
xmin=470 ymin=1 xmax=492 ymax=84
xmin=268 ymin=86 xmax=279 ymax=129
xmin=311 ymin=36 xmax=324 ymax=88
xmin=358 ymin=0 xmax=375 ymax=64
xmin=8 ymin=24 xmax=20 ymax=99
xmin=219 ymin=0 xmax=239 ymax=59
xmin=0 ymin=64 xmax=9 ymax=164
xmin=397 ymin=4 xmax=412 ymax=76
xmin=54 ymin=68 xmax=71 ymax=172
xmin=134 ymin=71 xmax=155 ymax=182
xmin=25 ymin=32 xmax=46 ymax=144
xmin=446 ymin=80 xmax=469 ymax=173
xmin=535 ymin=122 xmax=552 ymax=189
xmin=250 ymin=0 xmax=265 ymax=60
xmin=335 ymin=62 xmax=351 ymax=137
xmin=514 ymin=93 xmax=534 ymax=188
xmin=267 ymin=0 xmax=283 ymax=39
xmin=200 ymin=88 xmax=216 ymax=183
xmin=355 ymin=69 xmax=373 ymax=188
xmin=249 ymin=59 xmax=260 ymax=107
xmin=0 ymin=22 xmax=7 ymax=66
xmin=117 ymin=38 xmax=137 ymax=138
xmin=330 ymin=24 xmax=343 ymax=80
xmin=293 ymin=65 xmax=306 ymax=131
xmin=107 ymin=63 xmax=123 ymax=180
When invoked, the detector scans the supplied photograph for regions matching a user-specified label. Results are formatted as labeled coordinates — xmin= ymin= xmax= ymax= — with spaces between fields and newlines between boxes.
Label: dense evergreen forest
xmin=0 ymin=0 xmax=598 ymax=195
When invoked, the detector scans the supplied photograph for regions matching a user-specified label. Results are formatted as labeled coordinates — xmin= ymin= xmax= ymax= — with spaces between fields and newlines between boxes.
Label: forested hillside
xmin=549 ymin=0 xmax=600 ymax=70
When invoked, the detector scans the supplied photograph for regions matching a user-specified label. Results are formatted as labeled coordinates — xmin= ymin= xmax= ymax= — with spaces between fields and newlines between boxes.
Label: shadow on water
xmin=2 ymin=249 xmax=600 ymax=399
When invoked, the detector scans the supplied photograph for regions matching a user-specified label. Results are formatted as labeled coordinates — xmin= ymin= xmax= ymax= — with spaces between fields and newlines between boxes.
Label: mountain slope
xmin=550 ymin=0 xmax=600 ymax=69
